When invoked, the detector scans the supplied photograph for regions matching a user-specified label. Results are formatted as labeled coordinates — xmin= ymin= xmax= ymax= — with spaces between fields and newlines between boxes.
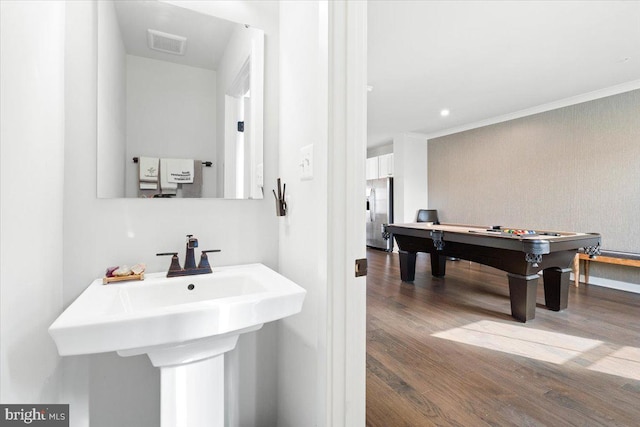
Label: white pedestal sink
xmin=49 ymin=264 xmax=306 ymax=427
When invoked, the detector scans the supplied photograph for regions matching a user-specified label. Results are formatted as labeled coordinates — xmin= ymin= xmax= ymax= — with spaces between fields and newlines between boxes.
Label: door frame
xmin=325 ymin=1 xmax=368 ymax=425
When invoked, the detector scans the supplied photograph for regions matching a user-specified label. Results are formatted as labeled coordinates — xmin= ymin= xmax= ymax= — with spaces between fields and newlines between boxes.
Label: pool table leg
xmin=430 ymin=253 xmax=447 ymax=277
xmin=398 ymin=251 xmax=417 ymax=282
xmin=542 ymin=267 xmax=571 ymax=311
xmin=507 ymin=273 xmax=539 ymax=322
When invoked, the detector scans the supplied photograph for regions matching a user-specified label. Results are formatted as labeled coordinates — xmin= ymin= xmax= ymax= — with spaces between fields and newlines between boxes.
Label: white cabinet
xmin=366 ymin=153 xmax=393 ymax=179
xmin=366 ymin=157 xmax=379 ymax=180
xmin=378 ymin=153 xmax=393 ymax=177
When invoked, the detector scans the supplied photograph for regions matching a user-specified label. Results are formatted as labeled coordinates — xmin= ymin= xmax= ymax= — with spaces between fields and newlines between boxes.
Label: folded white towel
xmin=139 ymin=157 xmax=159 ymax=182
xmin=160 ymin=159 xmax=178 ymax=193
xmin=140 ymin=182 xmax=157 ymax=190
xmin=165 ymin=158 xmax=195 ymax=184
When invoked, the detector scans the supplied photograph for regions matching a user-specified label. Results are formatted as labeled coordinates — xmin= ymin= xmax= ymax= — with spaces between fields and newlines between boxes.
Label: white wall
xmin=277 ymin=2 xmax=329 ymax=425
xmin=96 ymin=0 xmax=126 ymax=198
xmin=64 ymin=2 xmax=280 ymax=426
xmin=125 ymin=55 xmax=217 ymax=197
xmin=0 ymin=0 xmax=66 ymax=404
xmin=393 ymin=133 xmax=429 ymax=223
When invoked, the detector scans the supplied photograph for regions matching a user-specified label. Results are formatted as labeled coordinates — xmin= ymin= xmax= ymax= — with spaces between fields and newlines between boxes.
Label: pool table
xmin=386 ymin=223 xmax=601 ymax=322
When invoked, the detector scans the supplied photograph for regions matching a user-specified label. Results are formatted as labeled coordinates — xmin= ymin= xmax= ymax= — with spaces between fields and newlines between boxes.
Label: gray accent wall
xmin=429 ymin=89 xmax=640 ymax=286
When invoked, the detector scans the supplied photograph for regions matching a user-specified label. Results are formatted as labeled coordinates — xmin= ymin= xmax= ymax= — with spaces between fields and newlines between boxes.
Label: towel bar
xmin=133 ymin=157 xmax=212 ymax=167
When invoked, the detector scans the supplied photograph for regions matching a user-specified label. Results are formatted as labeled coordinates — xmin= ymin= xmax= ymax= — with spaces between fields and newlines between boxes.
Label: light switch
xmin=300 ymin=144 xmax=313 ymax=180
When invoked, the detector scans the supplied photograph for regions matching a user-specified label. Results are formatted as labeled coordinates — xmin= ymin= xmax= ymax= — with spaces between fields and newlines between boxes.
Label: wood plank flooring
xmin=366 ymin=249 xmax=640 ymax=427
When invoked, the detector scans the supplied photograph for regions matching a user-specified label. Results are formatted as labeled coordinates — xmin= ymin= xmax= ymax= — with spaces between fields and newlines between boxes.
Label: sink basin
xmin=49 ymin=263 xmax=305 ymax=427
xmin=49 ymin=263 xmax=305 ymax=360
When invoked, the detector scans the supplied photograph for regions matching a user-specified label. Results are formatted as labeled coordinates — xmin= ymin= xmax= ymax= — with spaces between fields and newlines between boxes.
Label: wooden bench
xmin=572 ymin=250 xmax=640 ymax=287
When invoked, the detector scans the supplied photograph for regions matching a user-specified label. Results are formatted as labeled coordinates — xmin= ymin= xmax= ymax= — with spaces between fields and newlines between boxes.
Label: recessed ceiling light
xmin=440 ymin=109 xmax=450 ymax=117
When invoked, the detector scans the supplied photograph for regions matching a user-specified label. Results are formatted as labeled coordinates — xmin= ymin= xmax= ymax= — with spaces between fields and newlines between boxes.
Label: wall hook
xmin=273 ymin=178 xmax=287 ymax=216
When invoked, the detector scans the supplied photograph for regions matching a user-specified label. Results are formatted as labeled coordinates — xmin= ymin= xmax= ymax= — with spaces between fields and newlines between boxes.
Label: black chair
xmin=416 ymin=209 xmax=438 ymax=224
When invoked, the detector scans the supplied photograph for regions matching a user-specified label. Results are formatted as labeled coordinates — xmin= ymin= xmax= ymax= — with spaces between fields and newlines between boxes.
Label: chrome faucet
xmin=157 ymin=235 xmax=221 ymax=277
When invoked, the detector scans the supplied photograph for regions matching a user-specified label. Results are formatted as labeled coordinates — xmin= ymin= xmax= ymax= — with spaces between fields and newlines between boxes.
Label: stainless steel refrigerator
xmin=366 ymin=177 xmax=394 ymax=251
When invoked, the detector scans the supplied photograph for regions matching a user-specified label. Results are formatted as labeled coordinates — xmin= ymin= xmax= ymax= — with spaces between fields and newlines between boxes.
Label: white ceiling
xmin=367 ymin=1 xmax=640 ymax=148
xmin=113 ymin=1 xmax=240 ymax=70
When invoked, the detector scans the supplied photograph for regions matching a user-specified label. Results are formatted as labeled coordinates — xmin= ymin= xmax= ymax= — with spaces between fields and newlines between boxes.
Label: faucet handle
xmin=156 ymin=252 xmax=182 ymax=274
xmin=198 ymin=250 xmax=221 ymax=271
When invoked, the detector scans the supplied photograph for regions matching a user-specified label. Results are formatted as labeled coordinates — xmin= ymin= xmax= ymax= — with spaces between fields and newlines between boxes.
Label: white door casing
xmin=325 ymin=1 xmax=367 ymax=425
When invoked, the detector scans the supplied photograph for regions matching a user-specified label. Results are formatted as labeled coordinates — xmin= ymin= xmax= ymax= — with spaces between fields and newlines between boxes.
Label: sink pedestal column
xmin=161 ymin=355 xmax=224 ymax=427
xmin=117 ymin=326 xmax=263 ymax=427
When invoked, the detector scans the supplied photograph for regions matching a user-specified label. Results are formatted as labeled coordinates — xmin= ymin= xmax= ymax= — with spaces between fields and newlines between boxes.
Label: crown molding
xmin=425 ymin=79 xmax=640 ymax=141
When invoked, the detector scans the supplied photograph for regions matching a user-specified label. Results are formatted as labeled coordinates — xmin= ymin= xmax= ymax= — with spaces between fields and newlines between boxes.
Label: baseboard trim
xmin=571 ymin=273 xmax=640 ymax=295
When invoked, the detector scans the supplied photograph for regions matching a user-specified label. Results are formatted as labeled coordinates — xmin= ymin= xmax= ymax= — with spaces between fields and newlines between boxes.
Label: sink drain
xmin=187 ymin=284 xmax=195 ymax=290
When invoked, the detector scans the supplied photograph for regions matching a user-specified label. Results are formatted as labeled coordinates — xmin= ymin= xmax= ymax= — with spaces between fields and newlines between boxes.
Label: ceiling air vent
xmin=147 ymin=29 xmax=187 ymax=55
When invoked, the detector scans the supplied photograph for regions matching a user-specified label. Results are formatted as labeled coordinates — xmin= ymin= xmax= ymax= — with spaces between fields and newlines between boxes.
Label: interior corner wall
xmin=64 ymin=1 xmax=280 ymax=426
xmin=393 ymin=133 xmax=429 ymax=223
xmin=0 ymin=0 xmax=65 ymax=404
xmin=429 ymin=89 xmax=640 ymax=287
xmin=277 ymin=1 xmax=328 ymax=426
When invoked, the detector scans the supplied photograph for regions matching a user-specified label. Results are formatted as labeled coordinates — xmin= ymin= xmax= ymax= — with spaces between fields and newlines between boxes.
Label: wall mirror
xmin=97 ymin=0 xmax=264 ymax=199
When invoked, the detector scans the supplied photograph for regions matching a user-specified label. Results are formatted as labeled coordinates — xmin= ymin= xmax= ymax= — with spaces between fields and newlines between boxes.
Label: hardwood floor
xmin=366 ymin=249 xmax=640 ymax=427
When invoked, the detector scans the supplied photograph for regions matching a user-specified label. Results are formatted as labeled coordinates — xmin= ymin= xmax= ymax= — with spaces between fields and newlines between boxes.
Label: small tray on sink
xmin=103 ymin=273 xmax=145 ymax=285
